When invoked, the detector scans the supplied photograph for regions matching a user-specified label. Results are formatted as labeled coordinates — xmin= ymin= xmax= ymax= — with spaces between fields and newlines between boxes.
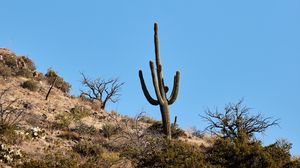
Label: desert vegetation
xmin=0 ymin=23 xmax=299 ymax=168
xmin=80 ymin=73 xmax=124 ymax=111
xmin=139 ymin=23 xmax=180 ymax=139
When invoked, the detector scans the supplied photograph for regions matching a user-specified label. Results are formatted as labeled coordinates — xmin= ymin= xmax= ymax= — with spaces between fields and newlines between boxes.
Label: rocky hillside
xmin=2 ymin=48 xmax=298 ymax=168
xmin=0 ymin=48 xmax=211 ymax=168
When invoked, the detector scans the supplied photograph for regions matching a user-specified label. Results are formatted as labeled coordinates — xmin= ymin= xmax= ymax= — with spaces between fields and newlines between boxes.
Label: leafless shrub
xmin=112 ymin=112 xmax=163 ymax=150
xmin=202 ymin=99 xmax=279 ymax=141
xmin=0 ymin=88 xmax=27 ymax=133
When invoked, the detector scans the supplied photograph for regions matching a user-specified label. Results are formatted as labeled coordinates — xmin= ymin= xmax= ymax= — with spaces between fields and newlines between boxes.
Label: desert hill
xmin=0 ymin=48 xmax=211 ymax=168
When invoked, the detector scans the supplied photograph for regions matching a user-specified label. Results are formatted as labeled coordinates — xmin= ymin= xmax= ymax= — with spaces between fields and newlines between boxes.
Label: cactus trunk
xmin=138 ymin=23 xmax=180 ymax=139
xmin=160 ymin=103 xmax=171 ymax=139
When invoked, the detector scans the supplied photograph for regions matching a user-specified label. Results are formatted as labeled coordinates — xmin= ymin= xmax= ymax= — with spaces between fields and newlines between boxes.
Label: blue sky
xmin=0 ymin=1 xmax=299 ymax=155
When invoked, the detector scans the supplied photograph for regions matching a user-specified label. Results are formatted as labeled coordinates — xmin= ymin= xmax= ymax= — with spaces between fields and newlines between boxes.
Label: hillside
xmin=0 ymin=48 xmax=213 ymax=168
xmin=1 ymin=48 xmax=299 ymax=168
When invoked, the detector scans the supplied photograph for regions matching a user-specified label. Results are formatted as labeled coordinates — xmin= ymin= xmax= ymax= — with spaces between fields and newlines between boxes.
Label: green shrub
xmin=19 ymin=152 xmax=80 ymax=168
xmin=45 ymin=68 xmax=57 ymax=78
xmin=147 ymin=122 xmax=186 ymax=139
xmin=283 ymin=159 xmax=300 ymax=168
xmin=70 ymin=105 xmax=91 ymax=121
xmin=123 ymin=138 xmax=208 ymax=168
xmin=45 ymin=68 xmax=71 ymax=93
xmin=101 ymin=123 xmax=119 ymax=139
xmin=100 ymin=150 xmax=120 ymax=164
xmin=21 ymin=80 xmax=39 ymax=91
xmin=72 ymin=122 xmax=97 ymax=136
xmin=205 ymin=137 xmax=298 ymax=168
xmin=54 ymin=113 xmax=72 ymax=129
xmin=73 ymin=141 xmax=104 ymax=157
xmin=264 ymin=139 xmax=292 ymax=167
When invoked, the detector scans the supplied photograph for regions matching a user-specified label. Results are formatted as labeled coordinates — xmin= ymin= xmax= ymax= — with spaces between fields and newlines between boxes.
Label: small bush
xmin=0 ymin=127 xmax=27 ymax=146
xmin=0 ymin=50 xmax=36 ymax=79
xmin=101 ymin=150 xmax=120 ymax=164
xmin=45 ymin=68 xmax=71 ymax=93
xmin=0 ymin=63 xmax=12 ymax=78
xmin=57 ymin=131 xmax=80 ymax=141
xmin=54 ymin=113 xmax=72 ymax=129
xmin=0 ymin=89 xmax=26 ymax=135
xmin=139 ymin=115 xmax=160 ymax=124
xmin=147 ymin=122 xmax=186 ymax=139
xmin=72 ymin=122 xmax=97 ymax=136
xmin=171 ymin=124 xmax=186 ymax=139
xmin=205 ymin=137 xmax=298 ymax=168
xmin=2 ymin=55 xmax=17 ymax=68
xmin=19 ymin=152 xmax=81 ymax=168
xmin=73 ymin=141 xmax=104 ymax=157
xmin=101 ymin=123 xmax=119 ymax=139
xmin=70 ymin=105 xmax=91 ymax=121
xmin=191 ymin=127 xmax=204 ymax=138
xmin=123 ymin=138 xmax=208 ymax=168
xmin=18 ymin=56 xmax=36 ymax=71
xmin=284 ymin=159 xmax=300 ymax=168
xmin=16 ymin=68 xmax=33 ymax=78
xmin=21 ymin=80 xmax=39 ymax=91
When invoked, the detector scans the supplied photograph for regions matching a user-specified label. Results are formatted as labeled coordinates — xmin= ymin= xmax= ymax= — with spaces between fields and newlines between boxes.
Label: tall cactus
xmin=139 ymin=23 xmax=180 ymax=139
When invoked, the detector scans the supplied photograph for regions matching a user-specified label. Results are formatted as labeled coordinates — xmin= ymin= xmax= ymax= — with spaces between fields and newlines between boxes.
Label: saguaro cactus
xmin=139 ymin=23 xmax=180 ymax=139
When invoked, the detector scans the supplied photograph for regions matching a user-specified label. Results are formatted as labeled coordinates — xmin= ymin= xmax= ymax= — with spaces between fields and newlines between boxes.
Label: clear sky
xmin=0 ymin=1 xmax=299 ymax=155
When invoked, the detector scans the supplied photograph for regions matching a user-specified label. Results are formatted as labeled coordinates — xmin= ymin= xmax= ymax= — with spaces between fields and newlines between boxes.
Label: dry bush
xmin=70 ymin=105 xmax=91 ymax=121
xmin=0 ymin=50 xmax=36 ymax=79
xmin=2 ymin=55 xmax=17 ymax=68
xmin=202 ymin=99 xmax=278 ymax=141
xmin=73 ymin=141 xmax=104 ymax=157
xmin=16 ymin=68 xmax=33 ymax=78
xmin=101 ymin=123 xmax=119 ymax=139
xmin=71 ymin=122 xmax=97 ymax=136
xmin=53 ymin=113 xmax=72 ymax=130
xmin=57 ymin=131 xmax=80 ymax=141
xmin=18 ymin=56 xmax=36 ymax=71
xmin=19 ymin=151 xmax=81 ymax=168
xmin=0 ymin=88 xmax=26 ymax=134
xmin=0 ymin=63 xmax=12 ymax=78
xmin=21 ymin=80 xmax=39 ymax=91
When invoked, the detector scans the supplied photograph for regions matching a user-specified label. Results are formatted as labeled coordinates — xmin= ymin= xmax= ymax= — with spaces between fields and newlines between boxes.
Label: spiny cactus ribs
xmin=139 ymin=23 xmax=180 ymax=139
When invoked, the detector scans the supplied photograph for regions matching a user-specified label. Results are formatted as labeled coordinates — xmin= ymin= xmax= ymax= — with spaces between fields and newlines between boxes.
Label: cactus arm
xmin=150 ymin=61 xmax=164 ymax=104
xmin=154 ymin=23 xmax=161 ymax=66
xmin=138 ymin=70 xmax=159 ymax=106
xmin=154 ymin=24 xmax=167 ymax=99
xmin=168 ymin=71 xmax=180 ymax=105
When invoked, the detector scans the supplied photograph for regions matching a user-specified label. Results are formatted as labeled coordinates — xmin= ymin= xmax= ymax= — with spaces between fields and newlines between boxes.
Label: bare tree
xmin=80 ymin=73 xmax=124 ymax=111
xmin=202 ymin=100 xmax=279 ymax=141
